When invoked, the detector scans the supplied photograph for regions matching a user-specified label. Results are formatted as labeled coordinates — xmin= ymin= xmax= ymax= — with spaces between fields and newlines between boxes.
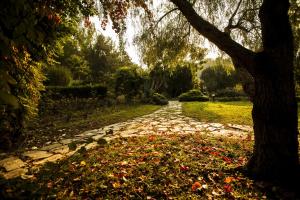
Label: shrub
xmin=214 ymin=88 xmax=246 ymax=97
xmin=45 ymin=66 xmax=72 ymax=86
xmin=44 ymin=85 xmax=107 ymax=99
xmin=178 ymin=89 xmax=209 ymax=102
xmin=151 ymin=93 xmax=168 ymax=105
xmin=215 ymin=97 xmax=249 ymax=102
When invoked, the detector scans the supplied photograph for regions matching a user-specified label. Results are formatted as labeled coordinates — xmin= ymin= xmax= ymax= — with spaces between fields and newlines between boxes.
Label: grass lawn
xmin=182 ymin=101 xmax=300 ymax=127
xmin=23 ymin=104 xmax=161 ymax=149
xmin=182 ymin=101 xmax=253 ymax=126
xmin=1 ymin=134 xmax=297 ymax=199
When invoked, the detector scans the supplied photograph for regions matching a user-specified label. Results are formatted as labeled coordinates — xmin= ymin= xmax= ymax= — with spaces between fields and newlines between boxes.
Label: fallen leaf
xmin=180 ymin=165 xmax=189 ymax=171
xmin=112 ymin=182 xmax=121 ymax=188
xmin=222 ymin=156 xmax=232 ymax=163
xmin=120 ymin=161 xmax=128 ymax=166
xmin=224 ymin=176 xmax=234 ymax=183
xmin=223 ymin=184 xmax=233 ymax=193
xmin=192 ymin=181 xmax=201 ymax=192
xmin=148 ymin=135 xmax=156 ymax=142
xmin=202 ymin=184 xmax=208 ymax=189
xmin=212 ymin=190 xmax=220 ymax=196
xmin=80 ymin=161 xmax=86 ymax=166
xmin=47 ymin=182 xmax=53 ymax=188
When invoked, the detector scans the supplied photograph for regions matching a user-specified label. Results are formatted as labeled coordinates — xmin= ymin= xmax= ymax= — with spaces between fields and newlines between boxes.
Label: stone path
xmin=0 ymin=101 xmax=253 ymax=179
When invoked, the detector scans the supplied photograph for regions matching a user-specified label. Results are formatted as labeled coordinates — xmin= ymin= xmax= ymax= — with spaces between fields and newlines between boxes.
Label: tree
xmin=0 ymin=0 xmax=95 ymax=149
xmin=99 ymin=0 xmax=299 ymax=181
xmin=290 ymin=0 xmax=300 ymax=85
xmin=80 ymin=29 xmax=133 ymax=83
xmin=200 ymin=62 xmax=238 ymax=93
xmin=148 ymin=63 xmax=171 ymax=95
xmin=168 ymin=64 xmax=194 ymax=97
xmin=114 ymin=66 xmax=143 ymax=103
xmin=169 ymin=0 xmax=299 ymax=182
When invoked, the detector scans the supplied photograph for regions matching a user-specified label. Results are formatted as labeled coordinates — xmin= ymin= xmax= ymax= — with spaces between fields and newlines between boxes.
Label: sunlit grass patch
xmin=182 ymin=101 xmax=253 ymax=125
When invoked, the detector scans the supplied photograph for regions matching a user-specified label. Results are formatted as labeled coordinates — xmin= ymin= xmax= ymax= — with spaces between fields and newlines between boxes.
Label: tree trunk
xmin=170 ymin=0 xmax=299 ymax=181
xmin=248 ymin=60 xmax=299 ymax=181
xmin=247 ymin=0 xmax=299 ymax=181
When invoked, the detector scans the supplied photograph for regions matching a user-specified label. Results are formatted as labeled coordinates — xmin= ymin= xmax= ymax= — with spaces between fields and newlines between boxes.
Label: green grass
xmin=182 ymin=101 xmax=253 ymax=125
xmin=24 ymin=104 xmax=161 ymax=148
xmin=57 ymin=104 xmax=162 ymax=129
xmin=182 ymin=101 xmax=300 ymax=127
xmin=1 ymin=134 xmax=296 ymax=199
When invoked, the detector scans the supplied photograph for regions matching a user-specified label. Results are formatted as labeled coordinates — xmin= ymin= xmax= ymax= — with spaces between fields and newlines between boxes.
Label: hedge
xmin=44 ymin=85 xmax=107 ymax=99
xmin=151 ymin=93 xmax=169 ymax=105
xmin=214 ymin=88 xmax=246 ymax=97
xmin=178 ymin=90 xmax=209 ymax=102
xmin=215 ymin=96 xmax=249 ymax=102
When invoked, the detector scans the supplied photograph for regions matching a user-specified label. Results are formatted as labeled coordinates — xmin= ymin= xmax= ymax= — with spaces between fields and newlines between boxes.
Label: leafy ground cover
xmin=22 ymin=103 xmax=161 ymax=149
xmin=182 ymin=101 xmax=253 ymax=126
xmin=1 ymin=133 xmax=297 ymax=199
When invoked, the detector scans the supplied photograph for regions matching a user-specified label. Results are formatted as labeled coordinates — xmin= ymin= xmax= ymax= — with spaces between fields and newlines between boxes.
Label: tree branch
xmin=155 ymin=8 xmax=179 ymax=27
xmin=224 ymin=0 xmax=243 ymax=34
xmin=169 ymin=0 xmax=256 ymax=74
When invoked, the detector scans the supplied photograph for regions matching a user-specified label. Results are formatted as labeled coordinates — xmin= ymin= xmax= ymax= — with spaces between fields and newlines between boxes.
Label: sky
xmin=90 ymin=15 xmax=219 ymax=67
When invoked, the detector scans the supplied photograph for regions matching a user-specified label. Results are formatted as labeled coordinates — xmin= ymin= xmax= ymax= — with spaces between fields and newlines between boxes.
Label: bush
xmin=44 ymin=85 xmax=107 ymax=99
xmin=215 ymin=97 xmax=249 ymax=102
xmin=151 ymin=93 xmax=168 ymax=105
xmin=214 ymin=88 xmax=246 ymax=97
xmin=178 ymin=89 xmax=209 ymax=102
xmin=45 ymin=66 xmax=72 ymax=86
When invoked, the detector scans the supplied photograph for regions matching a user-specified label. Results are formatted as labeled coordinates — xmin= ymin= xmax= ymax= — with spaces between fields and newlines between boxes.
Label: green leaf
xmin=0 ymin=91 xmax=19 ymax=109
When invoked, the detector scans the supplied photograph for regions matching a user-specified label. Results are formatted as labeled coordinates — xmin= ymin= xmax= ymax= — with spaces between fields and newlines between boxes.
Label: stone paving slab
xmin=0 ymin=157 xmax=25 ymax=171
xmin=1 ymin=168 xmax=28 ymax=179
xmin=23 ymin=151 xmax=53 ymax=160
xmin=50 ymin=146 xmax=70 ymax=154
xmin=33 ymin=154 xmax=65 ymax=166
xmin=40 ymin=143 xmax=63 ymax=151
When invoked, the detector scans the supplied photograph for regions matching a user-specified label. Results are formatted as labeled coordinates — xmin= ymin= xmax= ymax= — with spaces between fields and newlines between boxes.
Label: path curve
xmin=0 ymin=101 xmax=253 ymax=179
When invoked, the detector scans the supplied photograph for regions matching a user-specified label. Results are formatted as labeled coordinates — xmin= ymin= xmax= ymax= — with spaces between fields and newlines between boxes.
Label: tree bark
xmin=247 ymin=0 xmax=299 ymax=181
xmin=170 ymin=0 xmax=299 ymax=181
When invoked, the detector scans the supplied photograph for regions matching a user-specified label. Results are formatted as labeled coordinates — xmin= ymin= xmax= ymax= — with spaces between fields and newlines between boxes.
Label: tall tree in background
xmin=99 ymin=0 xmax=299 ymax=181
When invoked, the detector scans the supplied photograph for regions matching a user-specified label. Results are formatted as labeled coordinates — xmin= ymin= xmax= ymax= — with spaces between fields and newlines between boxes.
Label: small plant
xmin=77 ymin=146 xmax=87 ymax=154
xmin=68 ymin=142 xmax=77 ymax=151
xmin=178 ymin=89 xmax=209 ymax=102
xmin=97 ymin=138 xmax=108 ymax=146
xmin=85 ymin=137 xmax=93 ymax=144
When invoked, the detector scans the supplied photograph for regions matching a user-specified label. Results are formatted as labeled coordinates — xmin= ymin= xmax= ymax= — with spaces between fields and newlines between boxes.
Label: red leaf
xmin=192 ymin=182 xmax=201 ymax=191
xmin=180 ymin=165 xmax=189 ymax=171
xmin=223 ymin=184 xmax=233 ymax=193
